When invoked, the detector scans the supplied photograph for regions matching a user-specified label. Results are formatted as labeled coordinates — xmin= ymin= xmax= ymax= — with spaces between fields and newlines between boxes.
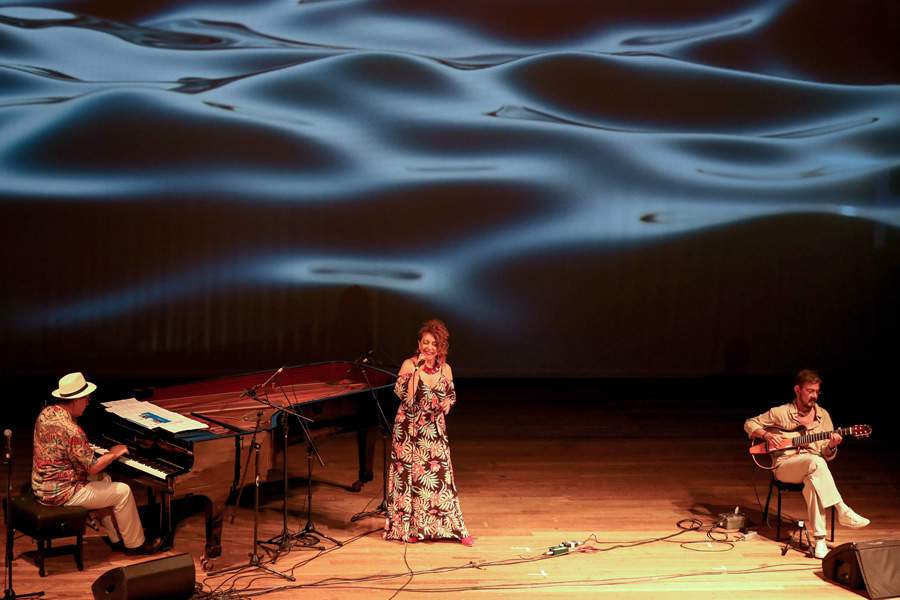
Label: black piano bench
xmin=7 ymin=484 xmax=88 ymax=577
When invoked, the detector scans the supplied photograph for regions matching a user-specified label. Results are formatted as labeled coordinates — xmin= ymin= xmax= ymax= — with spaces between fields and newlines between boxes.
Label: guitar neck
xmin=791 ymin=426 xmax=851 ymax=447
xmin=750 ymin=424 xmax=871 ymax=467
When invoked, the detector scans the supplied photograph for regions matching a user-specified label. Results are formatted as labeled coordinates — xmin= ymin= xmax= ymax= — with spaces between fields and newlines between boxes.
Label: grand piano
xmin=82 ymin=361 xmax=397 ymax=563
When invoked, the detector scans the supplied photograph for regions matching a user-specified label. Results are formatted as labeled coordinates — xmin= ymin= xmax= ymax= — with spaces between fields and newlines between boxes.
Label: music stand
xmin=350 ymin=359 xmax=393 ymax=522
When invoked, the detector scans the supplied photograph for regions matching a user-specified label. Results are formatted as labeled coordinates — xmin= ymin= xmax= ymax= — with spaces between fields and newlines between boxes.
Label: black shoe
xmin=101 ymin=536 xmax=125 ymax=552
xmin=124 ymin=536 xmax=164 ymax=556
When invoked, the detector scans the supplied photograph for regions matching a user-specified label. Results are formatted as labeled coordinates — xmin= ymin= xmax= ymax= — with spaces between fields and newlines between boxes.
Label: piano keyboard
xmin=90 ymin=443 xmax=178 ymax=481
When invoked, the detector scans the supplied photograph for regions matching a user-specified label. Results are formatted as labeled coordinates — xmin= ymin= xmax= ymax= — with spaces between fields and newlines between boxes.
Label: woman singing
xmin=384 ymin=319 xmax=473 ymax=546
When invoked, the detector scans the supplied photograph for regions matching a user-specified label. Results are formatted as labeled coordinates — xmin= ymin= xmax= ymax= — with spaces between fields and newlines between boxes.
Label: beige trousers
xmin=775 ymin=454 xmax=842 ymax=538
xmin=65 ymin=473 xmax=145 ymax=548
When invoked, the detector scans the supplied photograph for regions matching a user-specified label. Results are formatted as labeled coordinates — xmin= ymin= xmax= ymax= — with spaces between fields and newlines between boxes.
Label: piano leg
xmin=161 ymin=492 xmax=172 ymax=550
xmin=145 ymin=487 xmax=168 ymax=548
xmin=351 ymin=425 xmax=377 ymax=492
xmin=150 ymin=491 xmax=222 ymax=567
xmin=202 ymin=494 xmax=226 ymax=563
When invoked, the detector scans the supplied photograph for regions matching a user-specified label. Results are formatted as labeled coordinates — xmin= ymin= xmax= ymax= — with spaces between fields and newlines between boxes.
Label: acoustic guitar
xmin=748 ymin=424 xmax=872 ymax=470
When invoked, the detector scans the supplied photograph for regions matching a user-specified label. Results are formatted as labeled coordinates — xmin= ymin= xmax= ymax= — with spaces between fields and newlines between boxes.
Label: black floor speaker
xmin=823 ymin=539 xmax=900 ymax=600
xmin=91 ymin=552 xmax=195 ymax=600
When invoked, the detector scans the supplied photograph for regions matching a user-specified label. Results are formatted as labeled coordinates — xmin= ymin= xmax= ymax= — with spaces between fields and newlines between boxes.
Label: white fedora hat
xmin=51 ymin=372 xmax=97 ymax=400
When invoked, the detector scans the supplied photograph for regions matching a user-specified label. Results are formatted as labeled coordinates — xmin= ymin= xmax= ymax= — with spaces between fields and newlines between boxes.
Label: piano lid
xmin=148 ymin=361 xmax=397 ymax=441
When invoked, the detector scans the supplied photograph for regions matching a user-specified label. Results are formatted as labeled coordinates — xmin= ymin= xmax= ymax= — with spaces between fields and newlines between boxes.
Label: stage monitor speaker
xmin=822 ymin=539 xmax=900 ymax=600
xmin=91 ymin=552 xmax=195 ymax=600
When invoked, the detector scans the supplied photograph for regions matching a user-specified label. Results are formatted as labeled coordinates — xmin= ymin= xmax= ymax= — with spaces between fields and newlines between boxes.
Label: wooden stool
xmin=763 ymin=476 xmax=835 ymax=542
xmin=6 ymin=485 xmax=88 ymax=577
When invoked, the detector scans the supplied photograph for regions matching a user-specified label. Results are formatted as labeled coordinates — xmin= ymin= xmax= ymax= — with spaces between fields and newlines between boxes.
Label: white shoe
xmin=813 ymin=538 xmax=829 ymax=559
xmin=838 ymin=508 xmax=870 ymax=529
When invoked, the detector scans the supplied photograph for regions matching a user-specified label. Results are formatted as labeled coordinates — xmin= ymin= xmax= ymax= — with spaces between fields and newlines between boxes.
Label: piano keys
xmin=90 ymin=442 xmax=180 ymax=481
xmin=82 ymin=361 xmax=396 ymax=562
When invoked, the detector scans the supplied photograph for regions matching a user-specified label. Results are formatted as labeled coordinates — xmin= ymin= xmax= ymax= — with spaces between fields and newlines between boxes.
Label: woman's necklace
xmin=421 ymin=362 xmax=440 ymax=375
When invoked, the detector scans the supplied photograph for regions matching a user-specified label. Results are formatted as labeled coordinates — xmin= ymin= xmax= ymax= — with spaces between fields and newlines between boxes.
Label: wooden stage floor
xmin=3 ymin=379 xmax=898 ymax=599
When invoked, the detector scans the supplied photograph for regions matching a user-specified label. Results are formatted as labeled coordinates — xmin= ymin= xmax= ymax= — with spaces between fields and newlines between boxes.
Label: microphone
xmin=246 ymin=367 xmax=284 ymax=398
xmin=354 ymin=350 xmax=375 ymax=365
xmin=3 ymin=429 xmax=11 ymax=461
xmin=263 ymin=367 xmax=284 ymax=387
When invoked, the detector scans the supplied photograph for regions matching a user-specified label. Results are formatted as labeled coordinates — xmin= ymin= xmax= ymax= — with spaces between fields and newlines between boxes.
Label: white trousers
xmin=65 ymin=474 xmax=145 ymax=549
xmin=775 ymin=454 xmax=842 ymax=538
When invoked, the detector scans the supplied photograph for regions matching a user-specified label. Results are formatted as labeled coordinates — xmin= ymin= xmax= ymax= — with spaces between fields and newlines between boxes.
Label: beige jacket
xmin=744 ymin=401 xmax=837 ymax=466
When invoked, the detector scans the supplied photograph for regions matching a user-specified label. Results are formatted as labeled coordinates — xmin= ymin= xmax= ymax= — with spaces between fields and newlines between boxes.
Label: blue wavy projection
xmin=18 ymin=254 xmax=463 ymax=327
xmin=1 ymin=0 xmax=898 ymax=373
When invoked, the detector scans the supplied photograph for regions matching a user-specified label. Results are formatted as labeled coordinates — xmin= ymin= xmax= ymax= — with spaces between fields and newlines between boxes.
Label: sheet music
xmin=102 ymin=398 xmax=208 ymax=433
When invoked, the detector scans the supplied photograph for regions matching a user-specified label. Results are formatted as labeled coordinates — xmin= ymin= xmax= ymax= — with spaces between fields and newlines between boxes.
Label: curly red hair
xmin=418 ymin=319 xmax=450 ymax=363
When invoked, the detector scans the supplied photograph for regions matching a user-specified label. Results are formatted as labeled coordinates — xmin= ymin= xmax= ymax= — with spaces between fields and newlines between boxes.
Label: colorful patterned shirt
xmin=31 ymin=404 xmax=95 ymax=505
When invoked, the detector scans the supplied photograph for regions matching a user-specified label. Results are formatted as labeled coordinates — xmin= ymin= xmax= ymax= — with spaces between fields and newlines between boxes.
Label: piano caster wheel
xmin=350 ymin=480 xmax=364 ymax=493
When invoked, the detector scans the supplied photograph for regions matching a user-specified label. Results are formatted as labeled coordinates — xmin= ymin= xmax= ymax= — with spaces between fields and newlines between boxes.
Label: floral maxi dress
xmin=383 ymin=370 xmax=469 ymax=542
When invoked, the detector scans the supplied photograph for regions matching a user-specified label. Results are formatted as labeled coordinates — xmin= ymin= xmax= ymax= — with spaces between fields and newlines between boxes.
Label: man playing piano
xmin=31 ymin=372 xmax=163 ymax=556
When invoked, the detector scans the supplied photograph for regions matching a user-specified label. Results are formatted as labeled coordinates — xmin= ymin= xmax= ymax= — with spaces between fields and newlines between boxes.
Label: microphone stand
xmin=350 ymin=360 xmax=394 ymax=522
xmin=273 ymin=388 xmax=341 ymax=550
xmin=4 ymin=431 xmax=44 ymax=600
xmin=209 ymin=368 xmax=299 ymax=581
xmin=229 ymin=367 xmax=288 ymax=519
xmin=257 ymin=386 xmax=326 ymax=557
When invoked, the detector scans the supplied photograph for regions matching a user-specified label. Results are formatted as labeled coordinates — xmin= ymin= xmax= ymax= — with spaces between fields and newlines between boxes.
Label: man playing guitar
xmin=744 ymin=369 xmax=869 ymax=558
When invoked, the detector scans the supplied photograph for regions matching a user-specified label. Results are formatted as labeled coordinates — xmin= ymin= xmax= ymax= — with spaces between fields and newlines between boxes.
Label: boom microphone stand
xmin=257 ymin=387 xmax=322 ymax=557
xmin=4 ymin=429 xmax=44 ymax=600
xmin=209 ymin=411 xmax=293 ymax=580
xmin=229 ymin=367 xmax=307 ymax=523
xmin=209 ymin=369 xmax=298 ymax=581
xmin=274 ymin=388 xmax=341 ymax=550
xmin=350 ymin=358 xmax=393 ymax=522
